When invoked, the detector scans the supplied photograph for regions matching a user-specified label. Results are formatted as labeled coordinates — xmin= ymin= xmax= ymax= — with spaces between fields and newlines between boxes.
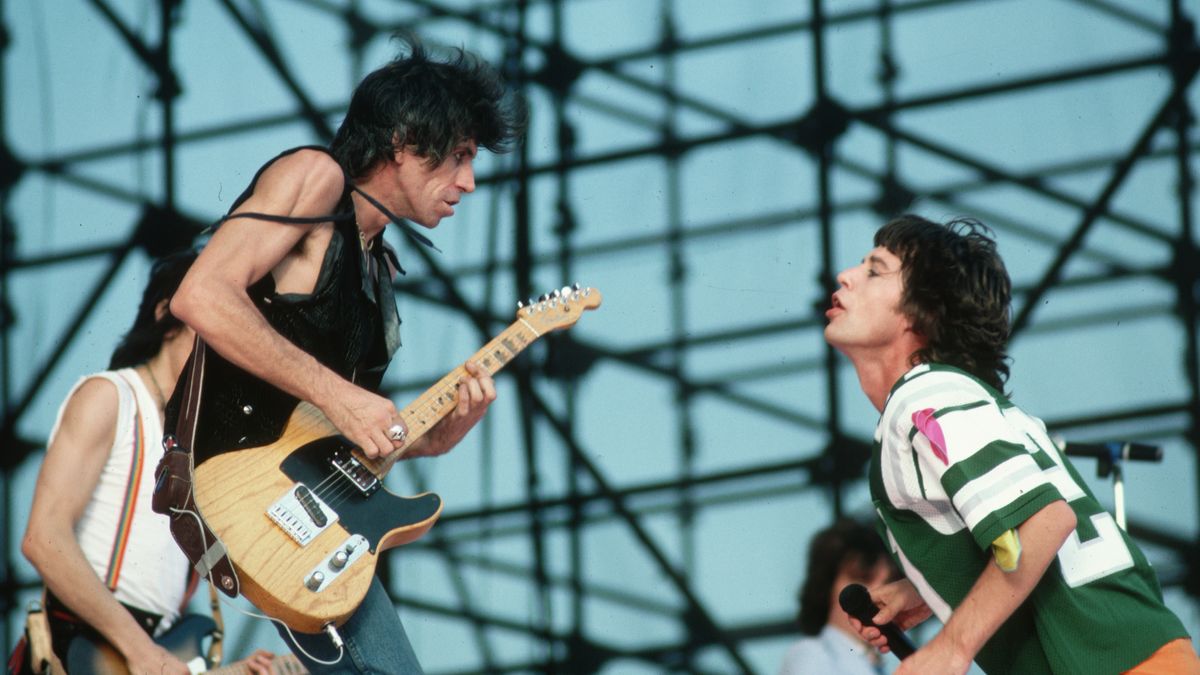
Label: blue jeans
xmin=276 ymin=577 xmax=423 ymax=674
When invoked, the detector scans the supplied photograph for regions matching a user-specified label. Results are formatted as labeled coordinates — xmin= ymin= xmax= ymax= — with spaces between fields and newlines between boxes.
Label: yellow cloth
xmin=991 ymin=529 xmax=1022 ymax=571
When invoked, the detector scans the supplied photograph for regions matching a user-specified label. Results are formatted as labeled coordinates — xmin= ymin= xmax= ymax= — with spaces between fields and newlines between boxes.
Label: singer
xmin=823 ymin=215 xmax=1198 ymax=675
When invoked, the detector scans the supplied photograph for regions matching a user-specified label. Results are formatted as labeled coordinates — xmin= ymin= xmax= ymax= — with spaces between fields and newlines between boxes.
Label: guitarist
xmin=162 ymin=35 xmax=525 ymax=674
xmin=19 ymin=250 xmax=274 ymax=674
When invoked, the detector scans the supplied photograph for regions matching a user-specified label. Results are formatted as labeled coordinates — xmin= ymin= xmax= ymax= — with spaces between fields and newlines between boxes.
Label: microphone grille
xmin=838 ymin=583 xmax=875 ymax=622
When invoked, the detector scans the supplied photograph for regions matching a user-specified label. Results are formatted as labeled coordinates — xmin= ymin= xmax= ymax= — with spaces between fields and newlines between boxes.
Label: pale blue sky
xmin=4 ymin=1 xmax=1199 ymax=672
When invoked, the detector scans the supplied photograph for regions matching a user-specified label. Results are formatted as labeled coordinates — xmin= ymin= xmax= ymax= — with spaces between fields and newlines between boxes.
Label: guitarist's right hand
xmin=318 ymin=379 xmax=406 ymax=459
xmin=237 ymin=649 xmax=276 ymax=674
xmin=126 ymin=642 xmax=191 ymax=675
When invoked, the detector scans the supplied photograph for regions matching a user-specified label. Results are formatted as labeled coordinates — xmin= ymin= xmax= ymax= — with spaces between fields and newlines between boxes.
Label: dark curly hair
xmin=330 ymin=34 xmax=528 ymax=179
xmin=109 ymin=248 xmax=198 ymax=369
xmin=875 ymin=214 xmax=1012 ymax=390
xmin=797 ymin=518 xmax=891 ymax=636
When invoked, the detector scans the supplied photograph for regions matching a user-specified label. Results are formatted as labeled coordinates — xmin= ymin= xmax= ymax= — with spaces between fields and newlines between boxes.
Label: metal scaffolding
xmin=2 ymin=1 xmax=1198 ymax=672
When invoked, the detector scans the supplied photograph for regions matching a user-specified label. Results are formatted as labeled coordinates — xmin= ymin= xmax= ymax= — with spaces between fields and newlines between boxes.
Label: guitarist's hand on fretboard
xmin=239 ymin=648 xmax=277 ymax=674
xmin=399 ymin=360 xmax=496 ymax=459
xmin=199 ymin=650 xmax=306 ymax=674
xmin=67 ymin=613 xmax=306 ymax=674
xmin=125 ymin=642 xmax=192 ymax=675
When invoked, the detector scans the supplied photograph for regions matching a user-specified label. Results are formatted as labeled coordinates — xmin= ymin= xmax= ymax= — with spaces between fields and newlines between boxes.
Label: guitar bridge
xmin=267 ymin=483 xmax=339 ymax=546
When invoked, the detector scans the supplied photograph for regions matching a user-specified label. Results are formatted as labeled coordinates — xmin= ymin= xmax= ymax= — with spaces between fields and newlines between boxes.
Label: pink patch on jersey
xmin=912 ymin=408 xmax=949 ymax=466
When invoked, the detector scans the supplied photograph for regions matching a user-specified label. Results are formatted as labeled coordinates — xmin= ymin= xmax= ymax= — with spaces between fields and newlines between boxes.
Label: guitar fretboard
xmin=368 ymin=318 xmax=541 ymax=475
xmin=209 ymin=653 xmax=306 ymax=674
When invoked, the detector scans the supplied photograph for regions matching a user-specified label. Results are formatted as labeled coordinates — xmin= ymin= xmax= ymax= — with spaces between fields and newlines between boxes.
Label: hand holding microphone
xmin=839 ymin=582 xmax=918 ymax=659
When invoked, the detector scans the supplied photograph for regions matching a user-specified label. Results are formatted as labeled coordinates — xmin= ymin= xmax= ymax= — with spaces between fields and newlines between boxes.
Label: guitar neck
xmin=368 ymin=317 xmax=542 ymax=474
xmin=208 ymin=653 xmax=305 ymax=674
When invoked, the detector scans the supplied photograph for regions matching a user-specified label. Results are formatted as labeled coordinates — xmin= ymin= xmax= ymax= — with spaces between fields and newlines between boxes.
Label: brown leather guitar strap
xmin=152 ymin=335 xmax=241 ymax=598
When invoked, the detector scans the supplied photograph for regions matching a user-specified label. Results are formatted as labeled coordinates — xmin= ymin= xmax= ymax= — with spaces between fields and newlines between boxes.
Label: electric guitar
xmin=65 ymin=614 xmax=306 ymax=674
xmin=190 ymin=285 xmax=601 ymax=633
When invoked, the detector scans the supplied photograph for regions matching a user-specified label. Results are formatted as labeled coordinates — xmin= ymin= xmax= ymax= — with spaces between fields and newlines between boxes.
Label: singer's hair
xmin=330 ymin=34 xmax=527 ymax=179
xmin=797 ymin=518 xmax=891 ymax=636
xmin=875 ymin=214 xmax=1012 ymax=391
xmin=109 ymin=249 xmax=198 ymax=370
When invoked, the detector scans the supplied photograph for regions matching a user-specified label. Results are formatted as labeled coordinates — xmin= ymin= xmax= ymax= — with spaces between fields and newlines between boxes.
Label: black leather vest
xmin=165 ymin=147 xmax=400 ymax=462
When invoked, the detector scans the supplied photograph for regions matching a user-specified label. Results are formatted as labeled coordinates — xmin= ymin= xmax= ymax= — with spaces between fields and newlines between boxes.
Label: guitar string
xmin=308 ymin=367 xmax=469 ymax=504
xmin=306 ymin=376 xmax=465 ymax=505
xmin=308 ymin=324 xmax=530 ymax=507
xmin=308 ymin=377 xmax=467 ymax=505
xmin=395 ymin=319 xmax=529 ymax=434
xmin=311 ymin=379 xmax=465 ymax=509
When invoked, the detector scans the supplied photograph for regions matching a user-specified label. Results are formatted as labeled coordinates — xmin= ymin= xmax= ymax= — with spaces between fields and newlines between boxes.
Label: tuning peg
xmin=516 ymin=300 xmax=525 ymax=310
xmin=539 ymin=293 xmax=549 ymax=302
xmin=572 ymin=282 xmax=581 ymax=291
xmin=551 ymin=288 xmax=561 ymax=298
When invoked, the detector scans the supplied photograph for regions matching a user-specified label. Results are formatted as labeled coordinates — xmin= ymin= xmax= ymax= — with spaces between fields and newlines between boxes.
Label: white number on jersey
xmin=1004 ymin=407 xmax=1135 ymax=587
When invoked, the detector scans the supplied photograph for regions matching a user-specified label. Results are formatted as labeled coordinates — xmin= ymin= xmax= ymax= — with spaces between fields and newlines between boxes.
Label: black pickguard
xmin=279 ymin=435 xmax=441 ymax=553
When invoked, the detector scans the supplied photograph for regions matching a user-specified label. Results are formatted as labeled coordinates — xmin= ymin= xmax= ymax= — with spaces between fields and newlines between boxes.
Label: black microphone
xmin=838 ymin=583 xmax=917 ymax=659
xmin=1060 ymin=441 xmax=1162 ymax=463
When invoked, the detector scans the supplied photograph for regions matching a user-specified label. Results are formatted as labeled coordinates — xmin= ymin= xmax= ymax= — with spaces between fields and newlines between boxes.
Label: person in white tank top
xmin=21 ymin=250 xmax=275 ymax=675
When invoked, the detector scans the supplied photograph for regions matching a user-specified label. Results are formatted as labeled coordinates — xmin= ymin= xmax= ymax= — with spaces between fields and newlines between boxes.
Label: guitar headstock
xmin=517 ymin=283 xmax=602 ymax=333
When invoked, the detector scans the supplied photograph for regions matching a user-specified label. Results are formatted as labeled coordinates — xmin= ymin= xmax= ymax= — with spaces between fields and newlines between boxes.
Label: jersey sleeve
xmin=895 ymin=371 xmax=1065 ymax=551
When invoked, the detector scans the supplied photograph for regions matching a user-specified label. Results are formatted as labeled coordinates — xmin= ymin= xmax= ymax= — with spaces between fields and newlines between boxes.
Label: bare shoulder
xmin=252 ymin=149 xmax=346 ymax=217
xmin=29 ymin=376 xmax=122 ymax=529
xmin=65 ymin=376 xmax=119 ymax=421
xmin=267 ymin=148 xmax=343 ymax=181
xmin=52 ymin=376 xmax=120 ymax=453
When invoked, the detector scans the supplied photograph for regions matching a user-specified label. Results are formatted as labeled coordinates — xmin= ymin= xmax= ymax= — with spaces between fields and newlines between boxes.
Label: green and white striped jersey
xmin=870 ymin=363 xmax=1188 ymax=674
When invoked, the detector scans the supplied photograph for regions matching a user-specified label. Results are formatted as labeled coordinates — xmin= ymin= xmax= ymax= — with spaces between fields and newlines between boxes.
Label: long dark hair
xmin=108 ymin=249 xmax=198 ymax=369
xmin=797 ymin=518 xmax=890 ymax=636
xmin=875 ymin=214 xmax=1012 ymax=390
xmin=331 ymin=34 xmax=527 ymax=179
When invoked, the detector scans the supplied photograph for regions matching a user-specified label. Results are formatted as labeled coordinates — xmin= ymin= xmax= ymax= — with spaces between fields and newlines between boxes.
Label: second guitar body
xmin=66 ymin=614 xmax=307 ymax=674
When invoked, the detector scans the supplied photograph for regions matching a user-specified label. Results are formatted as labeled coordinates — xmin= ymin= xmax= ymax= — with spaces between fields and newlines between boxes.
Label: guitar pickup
xmin=267 ymin=483 xmax=339 ymax=546
xmin=294 ymin=485 xmax=328 ymax=527
xmin=328 ymin=448 xmax=380 ymax=497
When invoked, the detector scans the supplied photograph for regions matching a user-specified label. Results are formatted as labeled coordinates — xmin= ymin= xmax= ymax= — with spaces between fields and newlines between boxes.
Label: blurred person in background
xmin=17 ymin=249 xmax=273 ymax=675
xmin=779 ymin=518 xmax=895 ymax=675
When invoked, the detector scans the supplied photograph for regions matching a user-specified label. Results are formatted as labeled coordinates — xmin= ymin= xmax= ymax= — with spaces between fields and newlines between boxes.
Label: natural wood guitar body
xmin=193 ymin=403 xmax=441 ymax=633
xmin=189 ymin=285 xmax=600 ymax=634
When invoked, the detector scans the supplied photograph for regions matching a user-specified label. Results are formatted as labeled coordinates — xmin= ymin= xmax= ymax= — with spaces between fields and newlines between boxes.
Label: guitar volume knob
xmin=306 ymin=572 xmax=325 ymax=591
xmin=331 ymin=550 xmax=350 ymax=569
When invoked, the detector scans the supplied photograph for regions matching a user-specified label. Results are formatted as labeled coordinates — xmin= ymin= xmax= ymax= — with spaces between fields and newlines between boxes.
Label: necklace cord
xmin=142 ymin=364 xmax=167 ymax=411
